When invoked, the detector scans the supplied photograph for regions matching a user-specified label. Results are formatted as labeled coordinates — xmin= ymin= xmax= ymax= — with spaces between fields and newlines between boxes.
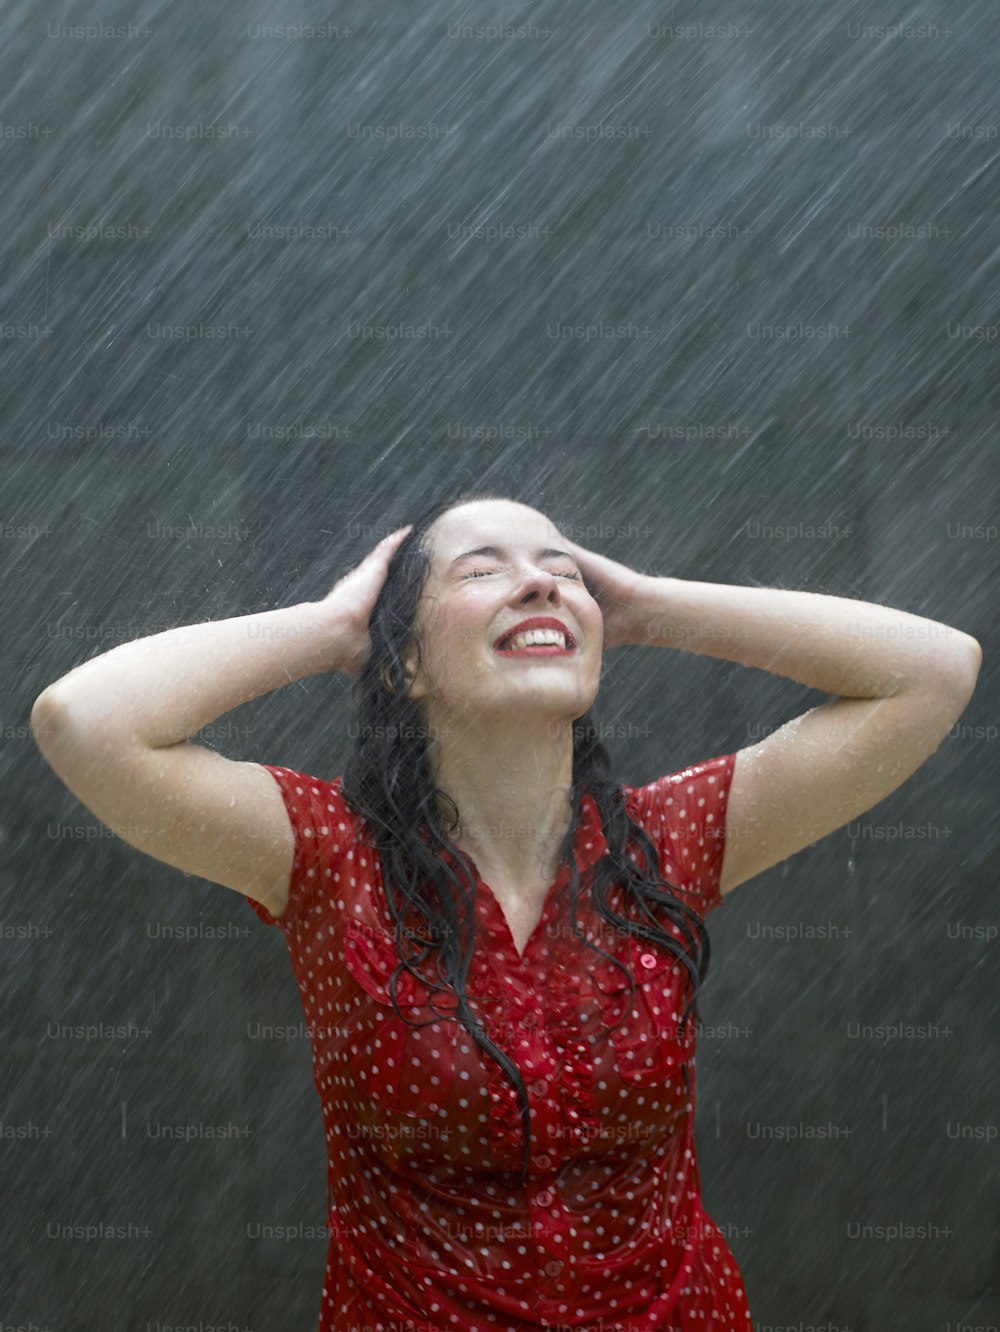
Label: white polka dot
xmin=247 ymin=759 xmax=746 ymax=1326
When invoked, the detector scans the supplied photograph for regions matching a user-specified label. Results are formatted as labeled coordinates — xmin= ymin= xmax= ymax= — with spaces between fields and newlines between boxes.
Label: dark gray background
xmin=3 ymin=0 xmax=997 ymax=1328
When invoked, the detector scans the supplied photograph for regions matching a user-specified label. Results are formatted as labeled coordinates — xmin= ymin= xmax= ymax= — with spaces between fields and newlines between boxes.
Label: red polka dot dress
xmin=246 ymin=753 xmax=752 ymax=1331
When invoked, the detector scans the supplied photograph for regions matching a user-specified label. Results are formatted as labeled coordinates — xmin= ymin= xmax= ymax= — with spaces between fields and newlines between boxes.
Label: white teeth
xmin=502 ymin=628 xmax=567 ymax=650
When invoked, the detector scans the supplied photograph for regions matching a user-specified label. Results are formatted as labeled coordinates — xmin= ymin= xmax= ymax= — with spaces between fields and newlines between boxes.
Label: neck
xmin=425 ymin=710 xmax=577 ymax=886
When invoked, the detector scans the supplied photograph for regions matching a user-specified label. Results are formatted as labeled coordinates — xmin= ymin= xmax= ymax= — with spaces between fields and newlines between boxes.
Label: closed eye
xmin=462 ymin=569 xmax=581 ymax=580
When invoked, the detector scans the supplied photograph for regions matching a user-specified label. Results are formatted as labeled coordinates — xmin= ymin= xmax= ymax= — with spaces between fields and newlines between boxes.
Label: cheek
xmin=573 ymin=601 xmax=604 ymax=656
xmin=419 ymin=600 xmax=489 ymax=680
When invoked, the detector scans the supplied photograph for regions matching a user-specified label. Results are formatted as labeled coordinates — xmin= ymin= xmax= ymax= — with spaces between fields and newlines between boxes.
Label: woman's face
xmin=402 ymin=500 xmax=604 ymax=725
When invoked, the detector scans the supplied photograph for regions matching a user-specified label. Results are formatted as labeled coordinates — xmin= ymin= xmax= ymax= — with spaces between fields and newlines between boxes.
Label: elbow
xmin=31 ymin=688 xmax=72 ymax=760
xmin=31 ymin=689 xmax=110 ymax=785
xmin=30 ymin=686 xmax=97 ymax=765
xmin=936 ymin=633 xmax=982 ymax=705
xmin=955 ymin=632 xmax=982 ymax=682
xmin=898 ymin=633 xmax=982 ymax=718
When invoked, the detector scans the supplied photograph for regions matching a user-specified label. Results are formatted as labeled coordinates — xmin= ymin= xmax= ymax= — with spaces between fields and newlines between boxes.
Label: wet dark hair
xmin=340 ymin=489 xmax=715 ymax=1191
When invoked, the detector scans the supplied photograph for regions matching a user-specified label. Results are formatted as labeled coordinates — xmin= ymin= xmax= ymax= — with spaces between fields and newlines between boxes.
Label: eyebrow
xmin=448 ymin=545 xmax=576 ymax=569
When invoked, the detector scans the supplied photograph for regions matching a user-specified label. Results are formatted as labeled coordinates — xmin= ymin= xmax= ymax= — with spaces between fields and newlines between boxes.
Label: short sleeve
xmin=244 ymin=765 xmax=359 ymax=933
xmin=623 ymin=752 xmax=736 ymax=920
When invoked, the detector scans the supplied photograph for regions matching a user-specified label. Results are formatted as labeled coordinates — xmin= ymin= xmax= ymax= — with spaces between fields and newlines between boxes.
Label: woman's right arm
xmin=30 ymin=527 xmax=411 ymax=919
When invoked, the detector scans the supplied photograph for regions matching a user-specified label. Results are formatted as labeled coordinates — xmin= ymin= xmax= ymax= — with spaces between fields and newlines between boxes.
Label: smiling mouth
xmin=494 ymin=643 xmax=575 ymax=657
xmin=493 ymin=632 xmax=575 ymax=657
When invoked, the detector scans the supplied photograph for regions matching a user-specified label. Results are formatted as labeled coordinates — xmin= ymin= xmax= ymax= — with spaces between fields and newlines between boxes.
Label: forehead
xmin=425 ymin=502 xmax=562 ymax=559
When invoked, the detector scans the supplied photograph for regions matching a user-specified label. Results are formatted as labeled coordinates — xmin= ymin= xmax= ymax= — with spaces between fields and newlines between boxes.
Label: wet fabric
xmin=246 ymin=753 xmax=752 ymax=1331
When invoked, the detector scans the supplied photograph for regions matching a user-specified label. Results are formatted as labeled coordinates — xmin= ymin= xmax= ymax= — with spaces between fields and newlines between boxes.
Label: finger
xmin=565 ymin=537 xmax=601 ymax=565
xmin=361 ymin=524 xmax=410 ymax=548
xmin=360 ymin=525 xmax=412 ymax=563
xmin=383 ymin=525 xmax=412 ymax=554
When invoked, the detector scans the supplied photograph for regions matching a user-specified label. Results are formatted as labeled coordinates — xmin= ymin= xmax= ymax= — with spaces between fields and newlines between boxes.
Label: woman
xmin=31 ymin=489 xmax=982 ymax=1331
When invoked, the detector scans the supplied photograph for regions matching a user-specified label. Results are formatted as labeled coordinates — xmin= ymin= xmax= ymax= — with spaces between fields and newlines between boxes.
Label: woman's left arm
xmin=563 ymin=541 xmax=983 ymax=895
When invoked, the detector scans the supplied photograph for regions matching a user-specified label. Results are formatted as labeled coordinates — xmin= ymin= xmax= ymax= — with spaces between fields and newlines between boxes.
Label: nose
xmin=511 ymin=566 xmax=564 ymax=605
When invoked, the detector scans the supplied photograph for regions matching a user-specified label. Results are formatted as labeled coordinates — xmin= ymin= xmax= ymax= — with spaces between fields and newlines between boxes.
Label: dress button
xmin=522 ymin=1011 xmax=538 ymax=1028
xmin=543 ymin=1258 xmax=562 ymax=1277
xmin=639 ymin=952 xmax=658 ymax=969
xmin=536 ymin=1154 xmax=553 ymax=1171
xmin=535 ymin=1189 xmax=554 ymax=1207
xmin=531 ymin=1078 xmax=549 ymax=1096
